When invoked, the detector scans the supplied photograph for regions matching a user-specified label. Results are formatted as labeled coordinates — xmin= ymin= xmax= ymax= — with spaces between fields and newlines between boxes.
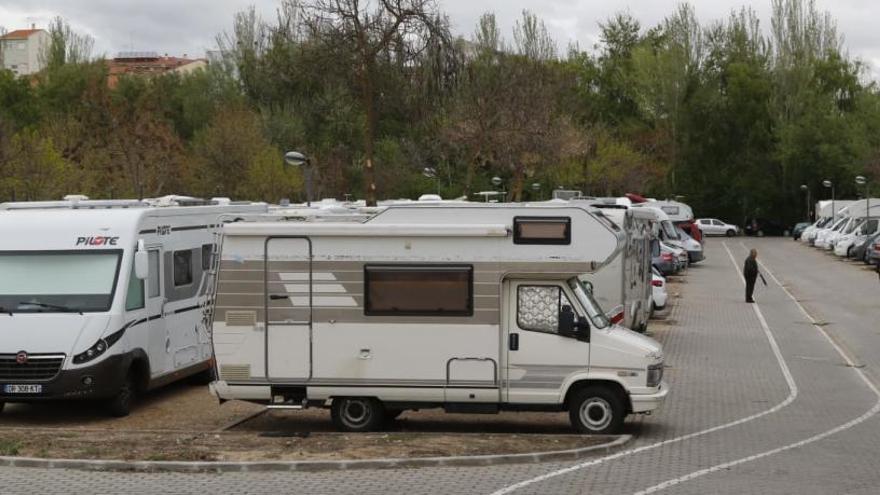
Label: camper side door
xmin=143 ymin=246 xmax=170 ymax=378
xmin=503 ymin=281 xmax=590 ymax=404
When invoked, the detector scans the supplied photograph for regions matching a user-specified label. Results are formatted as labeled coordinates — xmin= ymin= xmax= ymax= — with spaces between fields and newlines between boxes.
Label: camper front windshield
xmin=661 ymin=221 xmax=679 ymax=240
xmin=0 ymin=251 xmax=122 ymax=313
xmin=569 ymin=278 xmax=610 ymax=329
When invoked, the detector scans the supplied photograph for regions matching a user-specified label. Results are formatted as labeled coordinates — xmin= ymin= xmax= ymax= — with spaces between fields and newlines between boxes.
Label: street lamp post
xmin=823 ymin=180 xmax=835 ymax=221
xmin=491 ymin=176 xmax=505 ymax=202
xmin=856 ymin=175 xmax=869 ymax=224
xmin=284 ymin=151 xmax=312 ymax=207
xmin=800 ymin=184 xmax=811 ymax=221
xmin=423 ymin=167 xmax=439 ymax=195
xmin=531 ymin=182 xmax=541 ymax=201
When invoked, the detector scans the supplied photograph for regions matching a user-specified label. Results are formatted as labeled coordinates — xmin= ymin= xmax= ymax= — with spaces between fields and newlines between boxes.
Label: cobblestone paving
xmin=2 ymin=239 xmax=879 ymax=494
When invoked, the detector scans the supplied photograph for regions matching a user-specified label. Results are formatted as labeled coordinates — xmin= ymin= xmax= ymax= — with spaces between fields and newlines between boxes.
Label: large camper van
xmin=578 ymin=204 xmax=657 ymax=333
xmin=210 ymin=204 xmax=667 ymax=434
xmin=0 ymin=196 xmax=267 ymax=416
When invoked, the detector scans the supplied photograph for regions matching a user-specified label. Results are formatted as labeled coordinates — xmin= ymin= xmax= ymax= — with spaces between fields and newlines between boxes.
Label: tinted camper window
xmin=513 ymin=217 xmax=572 ymax=245
xmin=202 ymin=244 xmax=214 ymax=271
xmin=173 ymin=250 xmax=193 ymax=286
xmin=364 ymin=265 xmax=473 ymax=316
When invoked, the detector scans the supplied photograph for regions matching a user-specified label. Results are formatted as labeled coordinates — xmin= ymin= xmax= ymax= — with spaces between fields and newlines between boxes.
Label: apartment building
xmin=0 ymin=26 xmax=50 ymax=76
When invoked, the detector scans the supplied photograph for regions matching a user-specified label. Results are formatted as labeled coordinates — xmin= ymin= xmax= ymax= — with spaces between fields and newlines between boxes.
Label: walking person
xmin=743 ymin=248 xmax=767 ymax=303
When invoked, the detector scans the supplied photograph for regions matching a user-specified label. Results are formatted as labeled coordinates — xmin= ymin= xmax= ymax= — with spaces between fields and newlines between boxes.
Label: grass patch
xmin=0 ymin=439 xmax=22 ymax=456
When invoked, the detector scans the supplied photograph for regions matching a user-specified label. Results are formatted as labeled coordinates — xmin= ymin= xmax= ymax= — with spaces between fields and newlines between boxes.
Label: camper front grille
xmin=0 ymin=354 xmax=65 ymax=382
xmin=225 ymin=311 xmax=257 ymax=327
xmin=220 ymin=364 xmax=251 ymax=381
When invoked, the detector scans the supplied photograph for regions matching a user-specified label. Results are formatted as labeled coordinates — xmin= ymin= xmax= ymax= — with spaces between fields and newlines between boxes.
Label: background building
xmin=0 ymin=25 xmax=50 ymax=76
xmin=107 ymin=51 xmax=207 ymax=87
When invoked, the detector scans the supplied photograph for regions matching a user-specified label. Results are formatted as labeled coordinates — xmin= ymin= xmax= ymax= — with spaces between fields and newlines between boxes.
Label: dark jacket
xmin=743 ymin=256 xmax=758 ymax=280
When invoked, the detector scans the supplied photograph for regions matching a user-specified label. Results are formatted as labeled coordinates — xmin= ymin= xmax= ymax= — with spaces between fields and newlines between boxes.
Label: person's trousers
xmin=745 ymin=277 xmax=756 ymax=302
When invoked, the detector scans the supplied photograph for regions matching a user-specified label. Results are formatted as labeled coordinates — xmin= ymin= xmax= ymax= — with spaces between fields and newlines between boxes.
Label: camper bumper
xmin=0 ymin=353 xmax=128 ymax=402
xmin=687 ymin=250 xmax=704 ymax=263
xmin=630 ymin=381 xmax=669 ymax=413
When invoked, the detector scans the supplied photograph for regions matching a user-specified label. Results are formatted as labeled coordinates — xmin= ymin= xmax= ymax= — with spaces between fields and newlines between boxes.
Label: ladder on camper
xmin=199 ymin=222 xmax=227 ymax=337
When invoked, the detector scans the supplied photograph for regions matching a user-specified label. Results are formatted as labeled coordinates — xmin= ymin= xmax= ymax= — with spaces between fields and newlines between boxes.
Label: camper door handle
xmin=359 ymin=349 xmax=372 ymax=360
xmin=269 ymin=294 xmax=288 ymax=300
xmin=509 ymin=333 xmax=519 ymax=351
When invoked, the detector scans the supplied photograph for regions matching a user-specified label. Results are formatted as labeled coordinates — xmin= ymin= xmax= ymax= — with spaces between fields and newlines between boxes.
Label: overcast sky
xmin=2 ymin=0 xmax=879 ymax=77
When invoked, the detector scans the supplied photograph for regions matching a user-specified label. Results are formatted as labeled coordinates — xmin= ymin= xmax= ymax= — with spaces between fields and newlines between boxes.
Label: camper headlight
xmin=73 ymin=328 xmax=126 ymax=365
xmin=646 ymin=363 xmax=664 ymax=388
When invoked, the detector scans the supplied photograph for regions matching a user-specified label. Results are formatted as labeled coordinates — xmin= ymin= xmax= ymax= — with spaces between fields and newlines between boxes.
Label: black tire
xmin=106 ymin=372 xmax=136 ymax=418
xmin=568 ymin=386 xmax=626 ymax=435
xmin=330 ymin=397 xmax=385 ymax=432
xmin=726 ymin=229 xmax=736 ymax=237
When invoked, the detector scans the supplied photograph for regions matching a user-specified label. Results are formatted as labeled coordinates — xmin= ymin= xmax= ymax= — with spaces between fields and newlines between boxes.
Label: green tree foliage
xmin=1 ymin=0 xmax=879 ymax=225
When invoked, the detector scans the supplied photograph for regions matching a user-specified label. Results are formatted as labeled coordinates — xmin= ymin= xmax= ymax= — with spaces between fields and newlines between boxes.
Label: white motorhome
xmin=578 ymin=203 xmax=657 ymax=333
xmin=210 ymin=204 xmax=667 ymax=434
xmin=0 ymin=196 xmax=267 ymax=416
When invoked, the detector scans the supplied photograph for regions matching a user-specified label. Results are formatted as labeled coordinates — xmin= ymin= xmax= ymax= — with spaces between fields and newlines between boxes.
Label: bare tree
xmin=302 ymin=0 xmax=450 ymax=205
xmin=42 ymin=17 xmax=94 ymax=69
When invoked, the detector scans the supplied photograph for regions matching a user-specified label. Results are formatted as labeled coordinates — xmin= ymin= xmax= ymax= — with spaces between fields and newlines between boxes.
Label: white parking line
xmin=488 ymin=242 xmax=799 ymax=495
xmin=631 ymin=242 xmax=880 ymax=495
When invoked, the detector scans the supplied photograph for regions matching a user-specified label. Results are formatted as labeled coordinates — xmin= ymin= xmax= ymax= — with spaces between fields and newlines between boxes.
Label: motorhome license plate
xmin=3 ymin=384 xmax=42 ymax=394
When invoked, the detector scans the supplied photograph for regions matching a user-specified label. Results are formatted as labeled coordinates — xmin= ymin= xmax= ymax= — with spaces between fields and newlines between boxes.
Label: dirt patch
xmin=0 ymin=428 xmax=608 ymax=462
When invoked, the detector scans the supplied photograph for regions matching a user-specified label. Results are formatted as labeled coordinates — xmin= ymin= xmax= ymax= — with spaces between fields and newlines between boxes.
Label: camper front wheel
xmin=106 ymin=373 xmax=136 ymax=417
xmin=331 ymin=397 xmax=385 ymax=432
xmin=569 ymin=386 xmax=625 ymax=434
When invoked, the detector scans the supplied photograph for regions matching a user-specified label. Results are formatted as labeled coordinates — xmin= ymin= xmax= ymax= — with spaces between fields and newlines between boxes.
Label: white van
xmin=0 ymin=196 xmax=266 ymax=416
xmin=210 ymin=204 xmax=667 ymax=434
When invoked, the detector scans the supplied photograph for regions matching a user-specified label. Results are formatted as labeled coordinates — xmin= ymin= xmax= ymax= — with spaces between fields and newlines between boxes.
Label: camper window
xmin=173 ymin=250 xmax=193 ymax=287
xmin=516 ymin=285 xmax=573 ymax=334
xmin=125 ymin=264 xmax=145 ymax=311
xmin=364 ymin=265 xmax=473 ymax=316
xmin=147 ymin=250 xmax=160 ymax=297
xmin=201 ymin=244 xmax=215 ymax=271
xmin=513 ymin=217 xmax=571 ymax=245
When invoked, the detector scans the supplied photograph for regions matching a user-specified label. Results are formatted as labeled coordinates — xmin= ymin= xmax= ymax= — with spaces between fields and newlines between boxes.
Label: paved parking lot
xmin=2 ymin=238 xmax=880 ymax=494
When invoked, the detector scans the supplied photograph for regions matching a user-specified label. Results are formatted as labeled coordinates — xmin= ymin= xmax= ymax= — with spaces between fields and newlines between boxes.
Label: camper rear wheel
xmin=106 ymin=372 xmax=136 ymax=418
xmin=569 ymin=386 xmax=625 ymax=435
xmin=331 ymin=397 xmax=385 ymax=432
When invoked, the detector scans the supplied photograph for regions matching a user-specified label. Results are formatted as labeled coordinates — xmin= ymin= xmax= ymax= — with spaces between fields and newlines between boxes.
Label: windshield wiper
xmin=17 ymin=301 xmax=83 ymax=315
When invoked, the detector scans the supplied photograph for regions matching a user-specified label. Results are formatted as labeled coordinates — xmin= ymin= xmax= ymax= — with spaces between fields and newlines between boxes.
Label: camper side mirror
xmin=559 ymin=305 xmax=590 ymax=340
xmin=134 ymin=240 xmax=149 ymax=280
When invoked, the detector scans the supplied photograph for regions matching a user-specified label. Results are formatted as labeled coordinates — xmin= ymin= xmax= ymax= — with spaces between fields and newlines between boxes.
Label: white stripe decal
xmin=632 ymin=243 xmax=880 ymax=495
xmin=489 ymin=241 xmax=799 ymax=495
xmin=283 ymin=283 xmax=347 ymax=293
xmin=287 ymin=296 xmax=358 ymax=307
xmin=278 ymin=273 xmax=337 ymax=281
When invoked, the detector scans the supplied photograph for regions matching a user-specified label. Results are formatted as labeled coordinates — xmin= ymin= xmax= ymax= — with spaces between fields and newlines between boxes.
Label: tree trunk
xmin=512 ymin=165 xmax=524 ymax=202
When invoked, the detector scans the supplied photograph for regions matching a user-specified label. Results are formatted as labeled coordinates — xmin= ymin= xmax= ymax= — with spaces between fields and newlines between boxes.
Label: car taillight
xmin=610 ymin=311 xmax=624 ymax=325
xmin=652 ymin=279 xmax=663 ymax=287
xmin=662 ymin=253 xmax=674 ymax=261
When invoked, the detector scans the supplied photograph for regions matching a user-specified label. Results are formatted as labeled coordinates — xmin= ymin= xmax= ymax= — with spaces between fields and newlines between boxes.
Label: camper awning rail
xmin=224 ymin=223 xmax=510 ymax=238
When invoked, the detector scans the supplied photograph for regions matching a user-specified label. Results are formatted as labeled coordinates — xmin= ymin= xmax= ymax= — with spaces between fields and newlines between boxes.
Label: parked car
xmin=792 ymin=222 xmax=811 ymax=240
xmin=652 ymin=239 xmax=676 ymax=276
xmin=868 ymin=237 xmax=880 ymax=265
xmin=744 ymin=218 xmax=787 ymax=236
xmin=661 ymin=241 xmax=688 ymax=271
xmin=651 ymin=268 xmax=668 ymax=311
xmin=696 ymin=218 xmax=740 ymax=237
xmin=854 ymin=230 xmax=880 ymax=263
xmin=676 ymin=227 xmax=705 ymax=263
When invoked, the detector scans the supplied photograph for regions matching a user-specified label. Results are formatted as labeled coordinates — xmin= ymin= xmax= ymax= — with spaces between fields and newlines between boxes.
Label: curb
xmin=0 ymin=434 xmax=632 ymax=473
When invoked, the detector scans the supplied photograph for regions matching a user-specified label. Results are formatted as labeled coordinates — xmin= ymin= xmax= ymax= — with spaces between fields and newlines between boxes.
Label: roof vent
xmin=63 ymin=194 xmax=90 ymax=202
